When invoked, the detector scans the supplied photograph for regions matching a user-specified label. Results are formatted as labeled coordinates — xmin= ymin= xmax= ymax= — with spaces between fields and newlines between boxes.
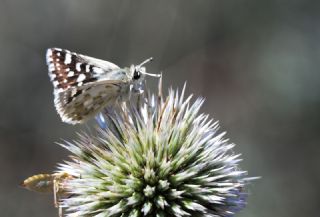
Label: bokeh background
xmin=0 ymin=0 xmax=319 ymax=216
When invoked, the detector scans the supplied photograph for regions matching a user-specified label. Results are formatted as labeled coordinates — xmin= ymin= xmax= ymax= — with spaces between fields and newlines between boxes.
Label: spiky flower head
xmin=57 ymin=84 xmax=253 ymax=217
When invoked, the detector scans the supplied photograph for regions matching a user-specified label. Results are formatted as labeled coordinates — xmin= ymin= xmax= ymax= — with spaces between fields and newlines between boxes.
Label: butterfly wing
xmin=54 ymin=80 xmax=127 ymax=124
xmin=46 ymin=48 xmax=129 ymax=124
xmin=46 ymin=48 xmax=122 ymax=91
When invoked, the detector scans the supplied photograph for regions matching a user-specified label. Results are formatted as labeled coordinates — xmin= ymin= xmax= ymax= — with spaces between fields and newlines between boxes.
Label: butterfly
xmin=46 ymin=48 xmax=160 ymax=124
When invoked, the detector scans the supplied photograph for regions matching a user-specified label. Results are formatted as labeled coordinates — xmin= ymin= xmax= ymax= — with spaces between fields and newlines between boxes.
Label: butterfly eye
xmin=133 ymin=70 xmax=140 ymax=80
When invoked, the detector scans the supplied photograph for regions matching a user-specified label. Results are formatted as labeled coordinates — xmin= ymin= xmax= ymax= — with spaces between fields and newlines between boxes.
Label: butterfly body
xmin=46 ymin=48 xmax=159 ymax=124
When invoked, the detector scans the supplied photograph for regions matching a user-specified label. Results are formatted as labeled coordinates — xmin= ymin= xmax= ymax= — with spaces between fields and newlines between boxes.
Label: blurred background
xmin=0 ymin=0 xmax=319 ymax=216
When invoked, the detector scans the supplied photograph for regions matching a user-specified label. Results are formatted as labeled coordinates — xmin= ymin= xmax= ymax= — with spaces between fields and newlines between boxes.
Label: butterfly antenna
xmin=139 ymin=57 xmax=153 ymax=67
xmin=143 ymin=72 xmax=161 ymax=78
xmin=138 ymin=57 xmax=161 ymax=78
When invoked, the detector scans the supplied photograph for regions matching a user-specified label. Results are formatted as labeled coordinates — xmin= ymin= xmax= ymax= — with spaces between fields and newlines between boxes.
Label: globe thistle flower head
xmin=57 ymin=83 xmax=254 ymax=217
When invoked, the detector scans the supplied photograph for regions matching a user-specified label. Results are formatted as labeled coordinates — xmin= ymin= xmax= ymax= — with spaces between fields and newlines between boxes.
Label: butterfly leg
xmin=59 ymin=205 xmax=63 ymax=217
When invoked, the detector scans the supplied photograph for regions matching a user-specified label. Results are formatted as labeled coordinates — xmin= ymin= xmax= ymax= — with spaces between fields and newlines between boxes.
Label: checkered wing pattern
xmin=46 ymin=48 xmax=127 ymax=124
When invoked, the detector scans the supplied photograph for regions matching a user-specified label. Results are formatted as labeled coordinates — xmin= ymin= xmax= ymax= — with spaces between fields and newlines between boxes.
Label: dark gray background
xmin=0 ymin=0 xmax=319 ymax=216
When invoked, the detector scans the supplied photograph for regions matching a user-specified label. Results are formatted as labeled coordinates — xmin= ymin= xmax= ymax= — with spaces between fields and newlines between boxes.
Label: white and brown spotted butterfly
xmin=46 ymin=48 xmax=160 ymax=124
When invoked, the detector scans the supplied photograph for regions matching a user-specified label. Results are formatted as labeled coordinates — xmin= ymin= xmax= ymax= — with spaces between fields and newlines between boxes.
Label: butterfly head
xmin=130 ymin=57 xmax=161 ymax=94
